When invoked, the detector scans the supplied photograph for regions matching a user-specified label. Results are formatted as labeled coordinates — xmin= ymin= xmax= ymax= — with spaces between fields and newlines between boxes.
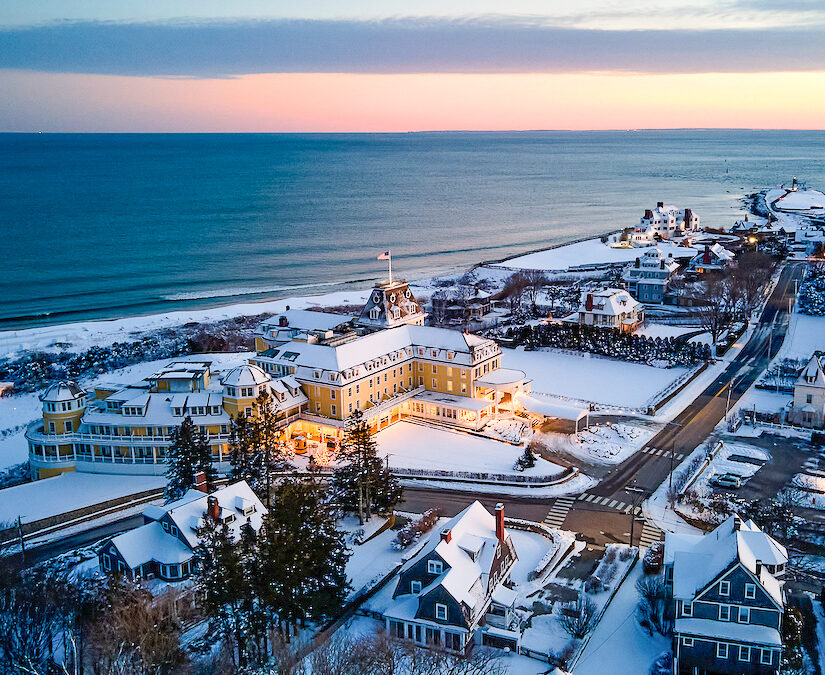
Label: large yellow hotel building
xmin=26 ymin=279 xmax=537 ymax=479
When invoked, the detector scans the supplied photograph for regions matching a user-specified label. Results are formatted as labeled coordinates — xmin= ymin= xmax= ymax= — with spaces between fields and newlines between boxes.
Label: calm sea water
xmin=1 ymin=130 xmax=824 ymax=330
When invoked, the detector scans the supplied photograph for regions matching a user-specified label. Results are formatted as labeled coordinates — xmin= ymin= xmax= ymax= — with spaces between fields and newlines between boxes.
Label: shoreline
xmin=0 ymin=190 xmax=770 ymax=358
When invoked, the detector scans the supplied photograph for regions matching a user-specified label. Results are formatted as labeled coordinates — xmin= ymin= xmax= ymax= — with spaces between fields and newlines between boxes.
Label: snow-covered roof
xmin=396 ymin=501 xmax=516 ymax=615
xmin=667 ymin=515 xmax=786 ymax=605
xmin=675 ymin=618 xmax=781 ymax=647
xmin=110 ymin=521 xmax=194 ymax=569
xmin=578 ymin=288 xmax=641 ymax=316
xmin=475 ymin=368 xmax=527 ymax=386
xmin=515 ymin=392 xmax=588 ymax=421
xmin=413 ymin=390 xmax=492 ymax=411
xmin=220 ymin=363 xmax=270 ymax=388
xmin=254 ymin=324 xmax=500 ymax=386
xmin=796 ymin=355 xmax=825 ymax=388
xmin=258 ymin=309 xmax=354 ymax=333
xmin=40 ymin=381 xmax=86 ymax=402
xmin=109 ymin=482 xmax=267 ymax=571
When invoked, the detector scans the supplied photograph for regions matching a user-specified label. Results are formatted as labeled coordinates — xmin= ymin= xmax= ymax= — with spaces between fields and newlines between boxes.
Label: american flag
xmin=377 ymin=251 xmax=390 ymax=260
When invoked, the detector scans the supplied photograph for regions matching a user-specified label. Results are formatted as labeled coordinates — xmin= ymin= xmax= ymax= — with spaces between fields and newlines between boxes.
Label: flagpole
xmin=388 ymin=252 xmax=392 ymax=284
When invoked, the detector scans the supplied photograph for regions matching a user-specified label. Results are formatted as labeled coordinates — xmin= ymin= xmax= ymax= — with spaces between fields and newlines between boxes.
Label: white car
xmin=711 ymin=473 xmax=742 ymax=489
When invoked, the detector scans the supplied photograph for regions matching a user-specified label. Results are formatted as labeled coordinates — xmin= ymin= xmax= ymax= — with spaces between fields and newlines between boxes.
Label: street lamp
xmin=667 ymin=421 xmax=684 ymax=492
xmin=624 ymin=483 xmax=650 ymax=547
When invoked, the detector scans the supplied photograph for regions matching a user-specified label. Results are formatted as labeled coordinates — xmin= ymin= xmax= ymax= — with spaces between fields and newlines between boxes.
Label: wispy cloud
xmin=1 ymin=17 xmax=824 ymax=77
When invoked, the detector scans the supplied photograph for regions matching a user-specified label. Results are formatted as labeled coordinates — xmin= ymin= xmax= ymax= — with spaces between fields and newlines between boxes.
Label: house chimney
xmin=644 ymin=209 xmax=653 ymax=219
xmin=279 ymin=315 xmax=289 ymax=327
xmin=585 ymin=293 xmax=594 ymax=311
xmin=755 ymin=561 xmax=762 ymax=576
xmin=495 ymin=503 xmax=505 ymax=542
xmin=657 ymin=201 xmax=664 ymax=208
xmin=207 ymin=495 xmax=221 ymax=522
xmin=193 ymin=471 xmax=207 ymax=493
xmin=440 ymin=528 xmax=452 ymax=544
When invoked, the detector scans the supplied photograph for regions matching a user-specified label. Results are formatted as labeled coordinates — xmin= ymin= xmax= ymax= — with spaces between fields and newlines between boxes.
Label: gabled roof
xmin=579 ymin=288 xmax=641 ymax=316
xmin=397 ymin=501 xmax=515 ymax=612
xmin=667 ymin=515 xmax=786 ymax=605
xmin=797 ymin=355 xmax=825 ymax=388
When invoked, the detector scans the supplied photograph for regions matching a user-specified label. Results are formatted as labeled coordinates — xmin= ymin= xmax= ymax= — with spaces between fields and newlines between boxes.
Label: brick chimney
xmin=207 ymin=495 xmax=221 ymax=522
xmin=279 ymin=315 xmax=289 ymax=327
xmin=644 ymin=209 xmax=653 ymax=219
xmin=585 ymin=293 xmax=593 ymax=311
xmin=495 ymin=503 xmax=505 ymax=542
xmin=657 ymin=201 xmax=664 ymax=208
xmin=193 ymin=471 xmax=207 ymax=493
xmin=440 ymin=528 xmax=452 ymax=544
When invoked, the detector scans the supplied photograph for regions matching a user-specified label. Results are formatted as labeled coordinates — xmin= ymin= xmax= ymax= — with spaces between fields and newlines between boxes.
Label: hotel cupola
xmin=40 ymin=381 xmax=88 ymax=435
xmin=220 ymin=364 xmax=271 ymax=416
xmin=357 ymin=279 xmax=426 ymax=331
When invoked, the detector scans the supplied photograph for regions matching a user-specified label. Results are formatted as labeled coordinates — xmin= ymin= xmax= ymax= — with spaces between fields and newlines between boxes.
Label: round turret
xmin=40 ymin=381 xmax=87 ymax=435
xmin=221 ymin=365 xmax=270 ymax=415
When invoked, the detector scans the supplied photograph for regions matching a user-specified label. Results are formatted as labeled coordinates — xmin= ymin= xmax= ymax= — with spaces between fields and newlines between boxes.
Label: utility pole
xmin=625 ymin=485 xmax=648 ymax=547
xmin=17 ymin=515 xmax=25 ymax=562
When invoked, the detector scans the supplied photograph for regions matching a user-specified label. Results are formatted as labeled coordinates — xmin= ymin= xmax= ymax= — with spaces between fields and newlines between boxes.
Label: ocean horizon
xmin=2 ymin=129 xmax=824 ymax=331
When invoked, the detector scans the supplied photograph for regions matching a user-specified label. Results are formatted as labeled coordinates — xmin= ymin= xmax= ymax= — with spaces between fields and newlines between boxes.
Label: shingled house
xmin=375 ymin=501 xmax=519 ymax=654
xmin=665 ymin=515 xmax=787 ymax=675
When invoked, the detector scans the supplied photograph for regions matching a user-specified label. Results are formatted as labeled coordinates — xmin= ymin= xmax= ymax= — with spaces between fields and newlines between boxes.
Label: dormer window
xmin=369 ymin=307 xmax=380 ymax=320
xmin=428 ymin=560 xmax=443 ymax=575
xmin=222 ymin=513 xmax=236 ymax=525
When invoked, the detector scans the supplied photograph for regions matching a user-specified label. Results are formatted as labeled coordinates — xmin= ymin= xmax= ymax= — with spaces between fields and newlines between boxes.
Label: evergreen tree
xmin=256 ymin=476 xmax=350 ymax=639
xmin=228 ymin=389 xmax=290 ymax=507
xmin=164 ymin=415 xmax=215 ymax=503
xmin=193 ymin=515 xmax=257 ymax=668
xmin=332 ymin=409 xmax=402 ymax=524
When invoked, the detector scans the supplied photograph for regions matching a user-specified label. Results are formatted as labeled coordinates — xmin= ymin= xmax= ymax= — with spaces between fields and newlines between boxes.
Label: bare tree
xmin=691 ymin=273 xmax=733 ymax=350
xmin=729 ymin=251 xmax=774 ymax=318
xmin=501 ymin=272 xmax=530 ymax=315
xmin=558 ymin=593 xmax=598 ymax=639
xmin=636 ymin=575 xmax=668 ymax=636
xmin=523 ymin=270 xmax=549 ymax=314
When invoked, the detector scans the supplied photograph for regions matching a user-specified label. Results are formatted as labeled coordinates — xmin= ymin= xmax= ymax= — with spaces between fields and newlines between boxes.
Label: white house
xmin=665 ymin=516 xmax=786 ymax=675
xmin=369 ymin=501 xmax=520 ymax=654
xmin=574 ymin=288 xmax=644 ymax=333
xmin=787 ymin=354 xmax=825 ymax=428
xmin=631 ymin=203 xmax=700 ymax=243
xmin=98 ymin=480 xmax=266 ymax=582
xmin=687 ymin=243 xmax=735 ymax=275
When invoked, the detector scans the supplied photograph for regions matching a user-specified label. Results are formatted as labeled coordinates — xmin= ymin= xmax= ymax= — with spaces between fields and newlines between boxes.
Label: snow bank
xmin=542 ymin=423 xmax=654 ymax=466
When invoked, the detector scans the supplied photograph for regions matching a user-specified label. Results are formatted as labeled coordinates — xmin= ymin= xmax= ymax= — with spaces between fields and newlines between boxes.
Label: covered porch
xmin=513 ymin=392 xmax=590 ymax=434
xmin=474 ymin=368 xmax=531 ymax=417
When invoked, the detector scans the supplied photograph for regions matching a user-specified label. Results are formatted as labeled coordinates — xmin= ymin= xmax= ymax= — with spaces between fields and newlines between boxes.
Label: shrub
xmin=392 ymin=508 xmax=441 ymax=549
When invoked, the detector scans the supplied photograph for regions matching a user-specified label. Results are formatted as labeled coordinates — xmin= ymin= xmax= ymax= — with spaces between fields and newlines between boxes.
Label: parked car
xmin=711 ymin=473 xmax=742 ymax=489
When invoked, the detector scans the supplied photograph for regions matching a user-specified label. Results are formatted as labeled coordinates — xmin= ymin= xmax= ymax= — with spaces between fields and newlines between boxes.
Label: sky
xmin=1 ymin=0 xmax=824 ymax=131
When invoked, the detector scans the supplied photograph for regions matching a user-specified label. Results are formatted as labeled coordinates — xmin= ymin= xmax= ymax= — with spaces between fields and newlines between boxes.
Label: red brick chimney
xmin=279 ymin=315 xmax=289 ymax=327
xmin=440 ymin=528 xmax=452 ymax=544
xmin=495 ymin=503 xmax=505 ymax=542
xmin=207 ymin=495 xmax=221 ymax=522
xmin=585 ymin=293 xmax=594 ymax=311
xmin=193 ymin=471 xmax=207 ymax=493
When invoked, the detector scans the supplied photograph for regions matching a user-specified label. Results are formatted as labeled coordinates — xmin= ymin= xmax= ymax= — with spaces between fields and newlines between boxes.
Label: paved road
xmin=404 ymin=262 xmax=806 ymax=547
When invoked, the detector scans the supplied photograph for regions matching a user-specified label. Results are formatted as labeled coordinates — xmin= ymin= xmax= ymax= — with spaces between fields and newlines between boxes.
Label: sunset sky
xmin=1 ymin=0 xmax=824 ymax=131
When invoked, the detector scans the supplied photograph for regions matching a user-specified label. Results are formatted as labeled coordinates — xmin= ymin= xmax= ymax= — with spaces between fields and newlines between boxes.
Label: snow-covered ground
xmin=690 ymin=441 xmax=770 ymax=494
xmin=778 ymin=310 xmax=825 ymax=362
xmin=374 ymin=422 xmax=563 ymax=477
xmin=501 ymin=347 xmax=688 ymax=409
xmin=768 ymin=186 xmax=825 ymax=216
xmin=539 ymin=423 xmax=656 ymax=466
xmin=493 ymin=238 xmax=697 ymax=272
xmin=0 ymin=472 xmax=164 ymax=526
xmin=0 ymin=351 xmax=252 ymax=472
xmin=572 ymin=564 xmax=669 ymax=675
xmin=635 ymin=324 xmax=701 ymax=340
xmin=341 ymin=516 xmax=406 ymax=599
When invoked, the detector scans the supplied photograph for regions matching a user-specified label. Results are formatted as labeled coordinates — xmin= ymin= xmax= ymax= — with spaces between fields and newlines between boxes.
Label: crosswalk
xmin=544 ymin=496 xmax=576 ymax=528
xmin=640 ymin=446 xmax=684 ymax=461
xmin=638 ymin=522 xmax=665 ymax=547
xmin=576 ymin=492 xmax=642 ymax=515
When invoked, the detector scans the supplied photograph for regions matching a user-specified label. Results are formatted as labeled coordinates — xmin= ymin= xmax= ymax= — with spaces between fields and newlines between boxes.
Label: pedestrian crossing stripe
xmin=543 ymin=497 xmax=576 ymax=528
xmin=641 ymin=447 xmax=684 ymax=461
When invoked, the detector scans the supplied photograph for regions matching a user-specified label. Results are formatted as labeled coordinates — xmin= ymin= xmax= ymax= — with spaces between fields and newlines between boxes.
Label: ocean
xmin=1 ymin=130 xmax=824 ymax=330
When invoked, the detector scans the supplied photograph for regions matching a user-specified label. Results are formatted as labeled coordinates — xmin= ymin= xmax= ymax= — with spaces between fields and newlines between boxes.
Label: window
xmin=807 ymin=394 xmax=813 ymax=403
xmin=428 ymin=560 xmax=443 ymax=575
xmin=103 ymin=554 xmax=111 ymax=570
xmin=738 ymin=606 xmax=750 ymax=624
xmin=64 ymin=420 xmax=73 ymax=433
xmin=682 ymin=601 xmax=692 ymax=617
xmin=447 ymin=381 xmax=453 ymax=392
xmin=162 ymin=521 xmax=170 ymax=532
xmin=435 ymin=603 xmax=448 ymax=621
xmin=739 ymin=646 xmax=751 ymax=662
xmin=717 ymin=643 xmax=728 ymax=659
xmin=432 ymin=378 xmax=437 ymax=388
xmin=681 ymin=637 xmax=693 ymax=647
xmin=719 ymin=605 xmax=730 ymax=621
xmin=432 ymin=365 xmax=437 ymax=374
xmin=445 ymin=632 xmax=462 ymax=651
xmin=719 ymin=580 xmax=730 ymax=596
xmin=331 ymin=405 xmax=337 ymax=416
xmin=411 ymin=580 xmax=422 ymax=594
xmin=170 ymin=525 xmax=178 ymax=537
xmin=761 ymin=649 xmax=772 ymax=665
xmin=745 ymin=583 xmax=756 ymax=600
xmin=330 ymin=390 xmax=336 ymax=399
xmin=49 ymin=421 xmax=56 ymax=434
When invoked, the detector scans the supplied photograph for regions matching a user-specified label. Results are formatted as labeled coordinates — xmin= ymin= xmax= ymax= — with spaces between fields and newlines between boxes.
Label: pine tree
xmin=164 ymin=415 xmax=215 ymax=503
xmin=256 ymin=476 xmax=350 ymax=639
xmin=332 ymin=408 xmax=402 ymax=524
xmin=193 ymin=515 xmax=257 ymax=668
xmin=229 ymin=390 xmax=290 ymax=508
